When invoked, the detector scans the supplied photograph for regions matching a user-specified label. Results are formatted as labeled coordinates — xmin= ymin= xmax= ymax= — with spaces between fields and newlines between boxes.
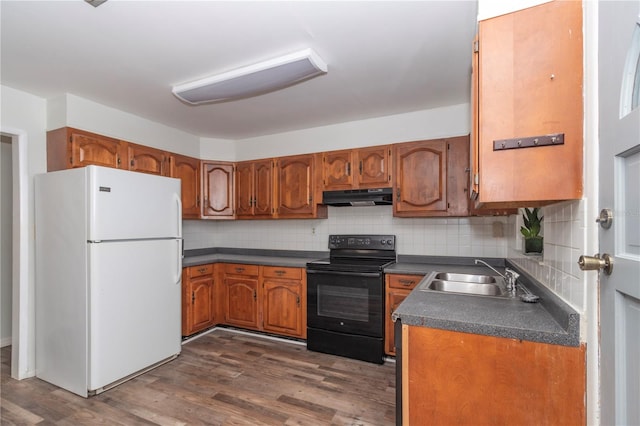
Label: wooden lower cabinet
xmin=402 ymin=325 xmax=586 ymax=425
xmin=219 ymin=263 xmax=306 ymax=339
xmin=262 ymin=266 xmax=306 ymax=338
xmin=222 ymin=263 xmax=260 ymax=330
xmin=385 ymin=274 xmax=422 ymax=356
xmin=182 ymin=264 xmax=216 ymax=337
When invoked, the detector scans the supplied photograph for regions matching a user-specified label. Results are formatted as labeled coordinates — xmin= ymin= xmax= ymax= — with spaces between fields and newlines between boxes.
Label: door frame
xmin=583 ymin=1 xmax=601 ymax=423
xmin=1 ymin=127 xmax=31 ymax=380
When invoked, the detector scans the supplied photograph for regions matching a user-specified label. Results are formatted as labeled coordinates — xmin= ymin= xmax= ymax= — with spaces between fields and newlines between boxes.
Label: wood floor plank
xmin=1 ymin=329 xmax=395 ymax=425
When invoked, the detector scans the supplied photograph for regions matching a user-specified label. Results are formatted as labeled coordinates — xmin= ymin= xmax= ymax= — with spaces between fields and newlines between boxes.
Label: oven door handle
xmin=306 ymin=269 xmax=382 ymax=278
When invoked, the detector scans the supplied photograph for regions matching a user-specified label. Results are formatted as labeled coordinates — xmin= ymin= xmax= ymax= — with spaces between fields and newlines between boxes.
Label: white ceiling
xmin=0 ymin=0 xmax=478 ymax=140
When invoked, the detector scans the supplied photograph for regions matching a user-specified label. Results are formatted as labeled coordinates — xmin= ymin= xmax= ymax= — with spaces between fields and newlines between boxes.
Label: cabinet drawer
xmin=187 ymin=264 xmax=214 ymax=278
xmin=262 ymin=266 xmax=302 ymax=280
xmin=223 ymin=263 xmax=259 ymax=276
xmin=387 ymin=274 xmax=422 ymax=290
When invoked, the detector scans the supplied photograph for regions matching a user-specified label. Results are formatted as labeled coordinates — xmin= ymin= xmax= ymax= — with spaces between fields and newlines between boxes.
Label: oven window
xmin=317 ymin=284 xmax=368 ymax=322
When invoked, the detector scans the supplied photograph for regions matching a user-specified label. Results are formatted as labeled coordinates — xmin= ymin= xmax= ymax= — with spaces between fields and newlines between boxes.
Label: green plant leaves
xmin=520 ymin=207 xmax=543 ymax=238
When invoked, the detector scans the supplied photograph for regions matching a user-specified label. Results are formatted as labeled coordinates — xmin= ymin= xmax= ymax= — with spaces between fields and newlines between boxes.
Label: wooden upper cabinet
xmin=170 ymin=154 xmax=201 ymax=219
xmin=394 ymin=136 xmax=475 ymax=217
xmin=357 ymin=146 xmax=391 ymax=188
xmin=275 ymin=154 xmax=327 ymax=219
xmin=394 ymin=139 xmax=448 ymax=216
xmin=202 ymin=162 xmax=235 ymax=218
xmin=322 ymin=146 xmax=391 ymax=191
xmin=322 ymin=149 xmax=355 ymax=190
xmin=126 ymin=143 xmax=169 ymax=176
xmin=475 ymin=0 xmax=583 ymax=207
xmin=47 ymin=127 xmax=125 ymax=171
xmin=236 ymin=159 xmax=273 ymax=218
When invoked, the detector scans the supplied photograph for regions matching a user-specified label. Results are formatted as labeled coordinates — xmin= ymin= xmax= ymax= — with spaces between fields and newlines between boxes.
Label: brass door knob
xmin=578 ymin=254 xmax=613 ymax=275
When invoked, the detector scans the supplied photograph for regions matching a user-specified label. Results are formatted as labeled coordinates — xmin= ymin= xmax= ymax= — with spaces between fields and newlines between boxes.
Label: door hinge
xmin=396 ymin=188 xmax=401 ymax=201
xmin=474 ymin=173 xmax=479 ymax=185
xmin=473 ymin=40 xmax=479 ymax=53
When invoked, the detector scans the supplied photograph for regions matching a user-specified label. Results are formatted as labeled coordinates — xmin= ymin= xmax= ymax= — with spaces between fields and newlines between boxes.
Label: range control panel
xmin=328 ymin=234 xmax=396 ymax=250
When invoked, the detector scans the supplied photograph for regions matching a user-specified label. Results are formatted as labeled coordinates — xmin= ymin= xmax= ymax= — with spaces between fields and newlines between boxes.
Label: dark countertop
xmin=183 ymin=247 xmax=328 ymax=268
xmin=388 ymin=256 xmax=580 ymax=347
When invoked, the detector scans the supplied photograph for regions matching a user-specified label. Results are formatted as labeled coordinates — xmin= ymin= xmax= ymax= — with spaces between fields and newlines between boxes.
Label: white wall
xmin=477 ymin=0 xmax=552 ymax=21
xmin=232 ymin=103 xmax=470 ymax=160
xmin=0 ymin=137 xmax=13 ymax=347
xmin=47 ymin=94 xmax=203 ymax=157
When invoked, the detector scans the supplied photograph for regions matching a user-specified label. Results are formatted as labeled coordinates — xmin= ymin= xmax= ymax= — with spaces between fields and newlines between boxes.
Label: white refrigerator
xmin=35 ymin=165 xmax=183 ymax=397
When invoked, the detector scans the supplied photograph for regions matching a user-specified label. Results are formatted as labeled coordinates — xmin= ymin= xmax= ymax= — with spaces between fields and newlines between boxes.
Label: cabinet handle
xmin=399 ymin=279 xmax=415 ymax=286
xmin=235 ymin=267 xmax=245 ymax=273
xmin=275 ymin=270 xmax=286 ymax=276
xmin=117 ymin=156 xmax=121 ymax=166
xmin=191 ymin=292 xmax=195 ymax=304
xmin=346 ymin=162 xmax=351 ymax=176
xmin=253 ymin=290 xmax=257 ymax=300
xmin=130 ymin=159 xmax=135 ymax=167
xmin=396 ymin=188 xmax=401 ymax=201
xmin=359 ymin=161 xmax=363 ymax=175
xmin=198 ymin=267 xmax=207 ymax=273
xmin=296 ymin=295 xmax=300 ymax=306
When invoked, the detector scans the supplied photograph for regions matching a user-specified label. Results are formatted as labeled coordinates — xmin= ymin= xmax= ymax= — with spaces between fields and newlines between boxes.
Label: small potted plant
xmin=521 ymin=207 xmax=543 ymax=254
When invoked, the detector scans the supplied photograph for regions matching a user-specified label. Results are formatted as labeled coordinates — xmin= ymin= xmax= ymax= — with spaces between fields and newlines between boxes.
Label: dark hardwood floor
xmin=1 ymin=329 xmax=396 ymax=425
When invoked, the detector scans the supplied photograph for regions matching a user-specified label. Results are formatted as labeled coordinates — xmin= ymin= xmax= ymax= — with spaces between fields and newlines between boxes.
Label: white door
xmin=87 ymin=166 xmax=182 ymax=241
xmin=598 ymin=2 xmax=640 ymax=424
xmin=88 ymin=239 xmax=181 ymax=391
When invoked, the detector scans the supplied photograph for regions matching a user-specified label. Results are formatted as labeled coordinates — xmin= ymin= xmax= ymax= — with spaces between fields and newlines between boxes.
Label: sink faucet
xmin=474 ymin=259 xmax=519 ymax=295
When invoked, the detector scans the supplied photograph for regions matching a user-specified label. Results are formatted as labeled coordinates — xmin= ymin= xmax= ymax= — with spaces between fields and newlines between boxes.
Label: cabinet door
xmin=262 ymin=279 xmax=303 ymax=338
xmin=394 ymin=140 xmax=447 ymax=216
xmin=127 ymin=143 xmax=168 ymax=176
xmin=275 ymin=154 xmax=315 ymax=217
xmin=182 ymin=264 xmax=215 ymax=337
xmin=202 ymin=162 xmax=235 ymax=218
xmin=404 ymin=326 xmax=586 ymax=425
xmin=357 ymin=146 xmax=391 ymax=188
xmin=322 ymin=149 xmax=354 ymax=190
xmin=223 ymin=276 xmax=259 ymax=330
xmin=476 ymin=0 xmax=583 ymax=205
xmin=171 ymin=154 xmax=201 ymax=219
xmin=253 ymin=159 xmax=273 ymax=217
xmin=69 ymin=131 xmax=124 ymax=170
xmin=385 ymin=274 xmax=421 ymax=356
xmin=235 ymin=161 xmax=254 ymax=217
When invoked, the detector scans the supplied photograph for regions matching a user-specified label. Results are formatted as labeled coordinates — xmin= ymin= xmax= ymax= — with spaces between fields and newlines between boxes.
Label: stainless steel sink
xmin=433 ymin=272 xmax=496 ymax=284
xmin=419 ymin=271 xmax=510 ymax=298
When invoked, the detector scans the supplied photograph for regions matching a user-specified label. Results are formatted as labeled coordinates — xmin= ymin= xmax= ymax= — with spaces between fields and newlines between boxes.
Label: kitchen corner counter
xmin=388 ymin=256 xmax=580 ymax=347
xmin=183 ymin=247 xmax=328 ymax=268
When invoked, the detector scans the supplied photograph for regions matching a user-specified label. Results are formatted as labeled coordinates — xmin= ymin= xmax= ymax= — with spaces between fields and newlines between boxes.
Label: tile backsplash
xmin=508 ymin=200 xmax=586 ymax=313
xmin=183 ymin=201 xmax=586 ymax=314
xmin=184 ymin=206 xmax=510 ymax=257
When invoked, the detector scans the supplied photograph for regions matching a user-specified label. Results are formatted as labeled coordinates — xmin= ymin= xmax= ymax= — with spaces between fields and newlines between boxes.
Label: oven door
xmin=306 ymin=269 xmax=383 ymax=337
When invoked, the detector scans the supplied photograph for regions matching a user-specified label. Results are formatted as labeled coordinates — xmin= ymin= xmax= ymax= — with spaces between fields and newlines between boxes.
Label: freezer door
xmin=88 ymin=239 xmax=182 ymax=391
xmin=87 ymin=166 xmax=182 ymax=241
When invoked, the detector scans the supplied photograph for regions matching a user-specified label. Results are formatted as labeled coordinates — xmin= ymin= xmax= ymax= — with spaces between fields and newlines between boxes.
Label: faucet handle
xmin=505 ymin=268 xmax=520 ymax=280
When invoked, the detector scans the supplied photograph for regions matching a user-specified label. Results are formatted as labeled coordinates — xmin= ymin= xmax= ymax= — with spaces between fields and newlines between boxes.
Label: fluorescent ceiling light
xmin=172 ymin=48 xmax=328 ymax=105
xmin=85 ymin=0 xmax=108 ymax=7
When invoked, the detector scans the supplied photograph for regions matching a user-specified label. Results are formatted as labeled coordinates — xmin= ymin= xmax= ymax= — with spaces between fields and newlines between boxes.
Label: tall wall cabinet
xmin=472 ymin=0 xmax=583 ymax=208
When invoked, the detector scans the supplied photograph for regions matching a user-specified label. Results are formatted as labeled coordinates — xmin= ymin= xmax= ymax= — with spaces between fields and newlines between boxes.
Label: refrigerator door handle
xmin=174 ymin=192 xmax=182 ymax=237
xmin=175 ymin=239 xmax=183 ymax=285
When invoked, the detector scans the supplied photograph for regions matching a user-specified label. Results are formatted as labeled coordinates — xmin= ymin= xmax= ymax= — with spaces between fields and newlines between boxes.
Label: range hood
xmin=322 ymin=188 xmax=393 ymax=206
